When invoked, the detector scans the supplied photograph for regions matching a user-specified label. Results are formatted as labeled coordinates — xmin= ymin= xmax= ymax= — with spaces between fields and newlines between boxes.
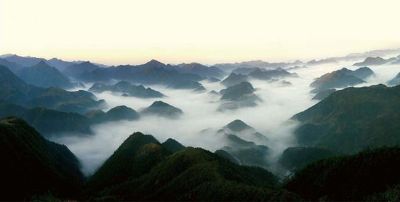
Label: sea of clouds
xmin=52 ymin=57 xmax=400 ymax=175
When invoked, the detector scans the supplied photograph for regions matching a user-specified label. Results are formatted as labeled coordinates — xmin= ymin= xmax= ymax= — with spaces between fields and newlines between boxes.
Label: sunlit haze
xmin=1 ymin=0 xmax=400 ymax=65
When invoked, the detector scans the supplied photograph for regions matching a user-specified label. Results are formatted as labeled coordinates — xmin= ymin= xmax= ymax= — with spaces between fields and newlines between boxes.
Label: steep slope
xmin=388 ymin=72 xmax=400 ymax=86
xmin=0 ymin=117 xmax=84 ymax=200
xmin=212 ymin=120 xmax=270 ymax=168
xmin=221 ymin=73 xmax=249 ymax=87
xmin=279 ymin=147 xmax=338 ymax=171
xmin=162 ymin=138 xmax=186 ymax=153
xmin=16 ymin=60 xmax=73 ymax=88
xmin=0 ymin=58 xmax=25 ymax=73
xmin=285 ymin=147 xmax=400 ymax=201
xmin=310 ymin=67 xmax=373 ymax=93
xmin=0 ymin=65 xmax=104 ymax=113
xmin=219 ymin=81 xmax=261 ymax=110
xmin=141 ymin=101 xmax=183 ymax=118
xmin=0 ymin=103 xmax=92 ymax=136
xmin=353 ymin=56 xmax=388 ymax=66
xmin=88 ymin=140 xmax=280 ymax=201
xmin=86 ymin=132 xmax=169 ymax=194
xmin=63 ymin=61 xmax=101 ymax=78
xmin=293 ymin=84 xmax=400 ymax=153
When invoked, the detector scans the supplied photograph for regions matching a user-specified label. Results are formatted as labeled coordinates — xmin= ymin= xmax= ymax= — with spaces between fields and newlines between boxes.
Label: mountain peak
xmin=34 ymin=60 xmax=50 ymax=67
xmin=145 ymin=59 xmax=164 ymax=66
xmin=226 ymin=119 xmax=252 ymax=131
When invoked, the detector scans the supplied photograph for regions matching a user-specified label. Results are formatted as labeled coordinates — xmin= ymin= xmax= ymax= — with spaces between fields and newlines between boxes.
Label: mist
xmin=52 ymin=59 xmax=400 ymax=176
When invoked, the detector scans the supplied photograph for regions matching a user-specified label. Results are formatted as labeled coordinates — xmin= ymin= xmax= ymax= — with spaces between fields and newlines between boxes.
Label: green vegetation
xmin=162 ymin=138 xmax=185 ymax=153
xmin=279 ymin=146 xmax=338 ymax=171
xmin=285 ymin=147 xmax=400 ymax=201
xmin=90 ymin=147 xmax=280 ymax=201
xmin=294 ymin=84 xmax=400 ymax=153
xmin=0 ymin=117 xmax=84 ymax=200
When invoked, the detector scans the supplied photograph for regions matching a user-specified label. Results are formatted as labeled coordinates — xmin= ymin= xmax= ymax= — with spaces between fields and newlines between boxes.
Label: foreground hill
xmin=86 ymin=132 xmax=286 ymax=201
xmin=293 ymin=84 xmax=400 ymax=153
xmin=0 ymin=117 xmax=84 ymax=200
xmin=285 ymin=147 xmax=400 ymax=201
xmin=279 ymin=147 xmax=338 ymax=172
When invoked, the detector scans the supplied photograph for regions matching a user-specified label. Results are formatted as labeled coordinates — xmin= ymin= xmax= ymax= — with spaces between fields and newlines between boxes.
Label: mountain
xmin=46 ymin=58 xmax=77 ymax=71
xmin=307 ymin=58 xmax=338 ymax=65
xmin=0 ymin=103 xmax=92 ymax=136
xmin=312 ymin=88 xmax=336 ymax=100
xmin=0 ymin=117 xmax=84 ymax=200
xmin=174 ymin=63 xmax=225 ymax=79
xmin=220 ymin=73 xmax=249 ymax=87
xmin=353 ymin=56 xmax=388 ymax=66
xmin=215 ymin=60 xmax=301 ymax=72
xmin=89 ymin=81 xmax=164 ymax=98
xmin=223 ymin=119 xmax=269 ymax=144
xmin=388 ymin=72 xmax=400 ymax=86
xmin=285 ymin=147 xmax=400 ymax=201
xmin=63 ymin=61 xmax=101 ymax=79
xmin=278 ymin=147 xmax=338 ymax=171
xmin=88 ymin=105 xmax=139 ymax=123
xmin=0 ymin=54 xmax=43 ymax=67
xmin=310 ymin=67 xmax=373 ymax=93
xmin=0 ymin=65 xmax=104 ymax=114
xmin=86 ymin=133 xmax=281 ymax=201
xmin=248 ymin=68 xmax=298 ymax=81
xmin=80 ymin=60 xmax=205 ymax=91
xmin=161 ymin=138 xmax=185 ymax=153
xmin=212 ymin=120 xmax=270 ymax=168
xmin=232 ymin=67 xmax=261 ymax=75
xmin=86 ymin=132 xmax=168 ymax=194
xmin=141 ymin=101 xmax=183 ymax=118
xmin=16 ymin=60 xmax=73 ymax=88
xmin=220 ymin=134 xmax=270 ymax=168
xmin=26 ymin=88 xmax=106 ymax=114
xmin=351 ymin=66 xmax=375 ymax=79
xmin=0 ymin=58 xmax=25 ymax=73
xmin=0 ymin=103 xmax=138 ymax=137
xmin=293 ymin=84 xmax=400 ymax=153
xmin=219 ymin=81 xmax=261 ymax=110
xmin=214 ymin=149 xmax=241 ymax=164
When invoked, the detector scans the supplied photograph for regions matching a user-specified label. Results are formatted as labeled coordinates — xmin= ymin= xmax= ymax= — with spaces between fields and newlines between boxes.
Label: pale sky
xmin=1 ymin=0 xmax=400 ymax=65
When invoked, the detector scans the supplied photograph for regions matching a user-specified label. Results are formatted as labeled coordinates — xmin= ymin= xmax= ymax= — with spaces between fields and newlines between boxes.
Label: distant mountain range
xmin=0 ymin=65 xmax=105 ymax=114
xmin=89 ymin=81 xmax=164 ymax=98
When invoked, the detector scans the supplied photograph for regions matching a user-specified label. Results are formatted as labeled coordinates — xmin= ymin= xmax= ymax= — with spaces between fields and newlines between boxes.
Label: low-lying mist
xmin=52 ymin=60 xmax=400 ymax=176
